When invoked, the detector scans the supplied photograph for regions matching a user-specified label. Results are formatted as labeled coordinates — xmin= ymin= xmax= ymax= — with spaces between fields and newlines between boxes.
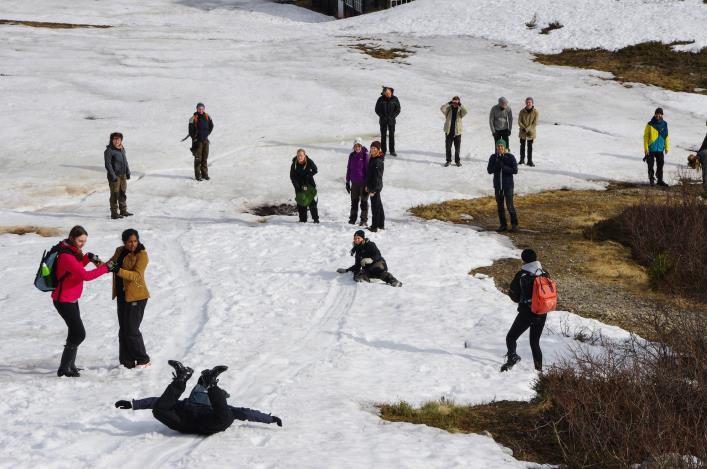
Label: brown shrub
xmin=539 ymin=311 xmax=707 ymax=468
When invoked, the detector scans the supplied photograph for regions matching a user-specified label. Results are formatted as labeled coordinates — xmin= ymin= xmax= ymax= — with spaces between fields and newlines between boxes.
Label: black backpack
xmin=34 ymin=243 xmax=71 ymax=292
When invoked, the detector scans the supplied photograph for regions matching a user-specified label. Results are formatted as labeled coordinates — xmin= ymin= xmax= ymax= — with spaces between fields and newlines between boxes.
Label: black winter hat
xmin=354 ymin=230 xmax=366 ymax=239
xmin=521 ymin=249 xmax=537 ymax=263
xmin=654 ymin=107 xmax=664 ymax=115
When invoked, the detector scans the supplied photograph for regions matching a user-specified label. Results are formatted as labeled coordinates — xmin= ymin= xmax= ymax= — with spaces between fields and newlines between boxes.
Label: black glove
xmin=336 ymin=268 xmax=348 ymax=274
xmin=87 ymin=253 xmax=98 ymax=263
xmin=106 ymin=261 xmax=120 ymax=273
xmin=115 ymin=400 xmax=132 ymax=409
xmin=346 ymin=181 xmax=351 ymax=193
xmin=643 ymin=155 xmax=647 ymax=162
xmin=272 ymin=416 xmax=282 ymax=427
xmin=126 ymin=173 xmax=131 ymax=180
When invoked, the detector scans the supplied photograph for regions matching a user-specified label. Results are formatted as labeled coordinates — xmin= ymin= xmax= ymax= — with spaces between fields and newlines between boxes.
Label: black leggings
xmin=506 ymin=309 xmax=546 ymax=370
xmin=54 ymin=301 xmax=86 ymax=346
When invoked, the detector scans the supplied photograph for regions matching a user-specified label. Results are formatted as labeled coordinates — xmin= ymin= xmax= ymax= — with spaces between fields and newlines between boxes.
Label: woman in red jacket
xmin=52 ymin=225 xmax=116 ymax=377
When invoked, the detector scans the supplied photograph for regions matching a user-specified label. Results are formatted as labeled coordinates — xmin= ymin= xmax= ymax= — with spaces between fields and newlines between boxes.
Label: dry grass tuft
xmin=536 ymin=41 xmax=707 ymax=94
xmin=0 ymin=226 xmax=62 ymax=237
xmin=0 ymin=19 xmax=111 ymax=29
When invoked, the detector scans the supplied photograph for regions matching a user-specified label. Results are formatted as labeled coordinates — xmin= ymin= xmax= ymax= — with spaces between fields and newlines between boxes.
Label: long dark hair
xmin=121 ymin=228 xmax=145 ymax=252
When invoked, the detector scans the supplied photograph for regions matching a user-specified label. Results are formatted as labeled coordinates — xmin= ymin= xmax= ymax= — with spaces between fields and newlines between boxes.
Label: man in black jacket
xmin=104 ymin=132 xmax=132 ymax=219
xmin=189 ymin=102 xmax=214 ymax=181
xmin=337 ymin=230 xmax=402 ymax=287
xmin=501 ymin=249 xmax=547 ymax=372
xmin=146 ymin=360 xmax=236 ymax=435
xmin=290 ymin=149 xmax=319 ymax=223
xmin=375 ymin=87 xmax=400 ymax=156
xmin=365 ymin=141 xmax=385 ymax=232
xmin=487 ymin=140 xmax=519 ymax=232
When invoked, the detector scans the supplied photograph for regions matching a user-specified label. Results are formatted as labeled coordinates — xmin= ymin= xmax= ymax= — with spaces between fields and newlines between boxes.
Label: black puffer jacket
xmin=189 ymin=113 xmax=214 ymax=142
xmin=509 ymin=261 xmax=549 ymax=314
xmin=290 ymin=156 xmax=318 ymax=192
xmin=375 ymin=94 xmax=401 ymax=125
xmin=104 ymin=145 xmax=130 ymax=181
xmin=348 ymin=240 xmax=384 ymax=273
xmin=366 ymin=156 xmax=384 ymax=193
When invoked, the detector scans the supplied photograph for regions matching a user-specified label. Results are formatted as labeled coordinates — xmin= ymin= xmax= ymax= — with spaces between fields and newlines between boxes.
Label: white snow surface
xmin=0 ymin=0 xmax=706 ymax=468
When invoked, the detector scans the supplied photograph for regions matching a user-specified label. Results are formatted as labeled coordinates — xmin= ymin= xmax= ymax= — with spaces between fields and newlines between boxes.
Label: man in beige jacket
xmin=518 ymin=97 xmax=539 ymax=166
xmin=441 ymin=96 xmax=468 ymax=167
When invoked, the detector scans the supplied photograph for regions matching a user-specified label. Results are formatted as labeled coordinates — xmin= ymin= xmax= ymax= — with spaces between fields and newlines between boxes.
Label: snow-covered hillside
xmin=0 ymin=0 xmax=705 ymax=468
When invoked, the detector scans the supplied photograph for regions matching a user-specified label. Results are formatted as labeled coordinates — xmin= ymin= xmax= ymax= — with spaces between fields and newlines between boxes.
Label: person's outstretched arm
xmin=230 ymin=406 xmax=281 ymax=425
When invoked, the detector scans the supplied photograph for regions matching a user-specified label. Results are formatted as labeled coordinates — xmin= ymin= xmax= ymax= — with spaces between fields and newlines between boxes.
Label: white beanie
xmin=353 ymin=137 xmax=363 ymax=147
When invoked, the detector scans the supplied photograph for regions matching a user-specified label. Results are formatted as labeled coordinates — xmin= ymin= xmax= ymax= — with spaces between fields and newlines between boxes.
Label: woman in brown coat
xmin=109 ymin=228 xmax=151 ymax=369
xmin=518 ymin=97 xmax=539 ymax=166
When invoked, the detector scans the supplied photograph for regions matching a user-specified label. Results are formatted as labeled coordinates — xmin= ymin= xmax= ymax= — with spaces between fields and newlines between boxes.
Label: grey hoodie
xmin=489 ymin=104 xmax=513 ymax=134
xmin=521 ymin=260 xmax=543 ymax=275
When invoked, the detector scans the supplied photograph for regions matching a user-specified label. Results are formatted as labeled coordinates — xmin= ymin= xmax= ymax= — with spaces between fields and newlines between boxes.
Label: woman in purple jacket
xmin=345 ymin=137 xmax=369 ymax=226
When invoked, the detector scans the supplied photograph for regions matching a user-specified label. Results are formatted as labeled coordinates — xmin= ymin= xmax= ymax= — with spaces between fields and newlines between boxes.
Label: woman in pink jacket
xmin=52 ymin=225 xmax=116 ymax=377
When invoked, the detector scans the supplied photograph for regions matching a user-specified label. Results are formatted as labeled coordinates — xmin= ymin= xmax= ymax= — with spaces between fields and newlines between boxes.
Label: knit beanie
xmin=496 ymin=139 xmax=508 ymax=149
xmin=498 ymin=97 xmax=508 ymax=105
xmin=521 ymin=249 xmax=537 ymax=263
xmin=654 ymin=107 xmax=663 ymax=115
xmin=370 ymin=141 xmax=381 ymax=151
xmin=354 ymin=137 xmax=363 ymax=147
xmin=354 ymin=230 xmax=366 ymax=239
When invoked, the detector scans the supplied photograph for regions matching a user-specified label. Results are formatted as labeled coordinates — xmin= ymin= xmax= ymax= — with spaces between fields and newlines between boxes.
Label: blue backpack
xmin=34 ymin=243 xmax=71 ymax=292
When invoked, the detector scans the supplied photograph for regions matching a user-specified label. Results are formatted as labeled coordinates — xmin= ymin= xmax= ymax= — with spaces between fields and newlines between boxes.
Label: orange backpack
xmin=531 ymin=271 xmax=558 ymax=315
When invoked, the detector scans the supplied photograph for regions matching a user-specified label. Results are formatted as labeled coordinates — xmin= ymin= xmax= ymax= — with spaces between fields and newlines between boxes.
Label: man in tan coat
xmin=518 ymin=97 xmax=539 ymax=166
xmin=441 ymin=96 xmax=468 ymax=167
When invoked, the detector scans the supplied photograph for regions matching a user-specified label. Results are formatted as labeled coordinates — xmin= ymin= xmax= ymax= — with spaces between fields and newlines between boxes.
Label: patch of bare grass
xmin=0 ymin=226 xmax=62 ymax=237
xmin=0 ymin=19 xmax=111 ymax=29
xmin=536 ymin=41 xmax=707 ymax=94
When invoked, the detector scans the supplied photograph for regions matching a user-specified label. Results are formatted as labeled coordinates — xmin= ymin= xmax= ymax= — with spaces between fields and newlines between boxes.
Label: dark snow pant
xmin=193 ymin=140 xmax=209 ymax=179
xmin=370 ymin=192 xmax=385 ymax=229
xmin=297 ymin=200 xmax=319 ymax=222
xmin=354 ymin=260 xmax=399 ymax=285
xmin=520 ymin=139 xmax=533 ymax=164
xmin=349 ymin=182 xmax=368 ymax=224
xmin=380 ymin=122 xmax=396 ymax=154
xmin=445 ymin=133 xmax=461 ymax=163
xmin=495 ymin=187 xmax=518 ymax=228
xmin=54 ymin=301 xmax=86 ymax=347
xmin=133 ymin=396 xmax=275 ymax=424
xmin=153 ymin=380 xmax=235 ymax=435
xmin=506 ymin=309 xmax=546 ymax=371
xmin=108 ymin=176 xmax=128 ymax=216
xmin=646 ymin=151 xmax=664 ymax=183
xmin=117 ymin=298 xmax=150 ymax=369
xmin=493 ymin=130 xmax=511 ymax=151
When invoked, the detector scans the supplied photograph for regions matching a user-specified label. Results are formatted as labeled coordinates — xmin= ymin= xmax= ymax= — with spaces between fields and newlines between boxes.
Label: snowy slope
xmin=0 ymin=0 xmax=706 ymax=468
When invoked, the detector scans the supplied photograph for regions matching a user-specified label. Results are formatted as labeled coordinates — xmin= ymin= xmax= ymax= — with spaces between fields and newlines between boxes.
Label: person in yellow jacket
xmin=108 ymin=228 xmax=151 ymax=369
xmin=643 ymin=108 xmax=670 ymax=186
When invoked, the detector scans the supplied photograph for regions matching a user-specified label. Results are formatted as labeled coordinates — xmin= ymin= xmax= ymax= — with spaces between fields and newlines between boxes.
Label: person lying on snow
xmin=115 ymin=360 xmax=281 ymax=435
xmin=336 ymin=230 xmax=402 ymax=287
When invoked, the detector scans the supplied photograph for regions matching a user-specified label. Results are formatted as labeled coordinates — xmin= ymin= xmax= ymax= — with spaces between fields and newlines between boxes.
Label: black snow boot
xmin=167 ymin=360 xmax=194 ymax=384
xmin=271 ymin=415 xmax=283 ymax=427
xmin=57 ymin=345 xmax=80 ymax=377
xmin=500 ymin=353 xmax=521 ymax=372
xmin=199 ymin=365 xmax=228 ymax=389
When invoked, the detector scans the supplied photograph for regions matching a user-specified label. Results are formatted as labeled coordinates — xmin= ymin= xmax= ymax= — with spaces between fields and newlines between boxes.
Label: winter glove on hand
xmin=346 ymin=181 xmax=351 ymax=193
xmin=360 ymin=258 xmax=373 ymax=267
xmin=126 ymin=173 xmax=131 ymax=180
xmin=87 ymin=253 xmax=98 ymax=263
xmin=115 ymin=400 xmax=132 ymax=409
xmin=272 ymin=416 xmax=283 ymax=427
xmin=106 ymin=261 xmax=120 ymax=273
xmin=336 ymin=268 xmax=348 ymax=274
xmin=643 ymin=155 xmax=647 ymax=162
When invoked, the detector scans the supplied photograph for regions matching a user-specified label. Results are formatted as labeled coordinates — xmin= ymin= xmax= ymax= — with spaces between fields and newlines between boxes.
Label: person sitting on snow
xmin=336 ymin=230 xmax=402 ymax=287
xmin=115 ymin=360 xmax=281 ymax=435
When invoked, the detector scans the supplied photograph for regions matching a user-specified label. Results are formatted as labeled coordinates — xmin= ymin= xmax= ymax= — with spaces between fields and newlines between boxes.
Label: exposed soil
xmin=410 ymin=182 xmax=706 ymax=337
xmin=0 ymin=19 xmax=111 ymax=29
xmin=535 ymin=41 xmax=707 ymax=95
xmin=248 ymin=203 xmax=298 ymax=217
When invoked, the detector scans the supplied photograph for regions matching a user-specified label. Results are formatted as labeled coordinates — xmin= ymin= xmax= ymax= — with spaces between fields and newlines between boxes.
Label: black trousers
xmin=54 ymin=301 xmax=86 ymax=346
xmin=297 ymin=200 xmax=319 ymax=222
xmin=445 ymin=134 xmax=461 ymax=163
xmin=380 ymin=122 xmax=396 ymax=154
xmin=520 ymin=139 xmax=533 ymax=163
xmin=646 ymin=151 xmax=664 ymax=183
xmin=506 ymin=309 xmax=547 ymax=371
xmin=354 ymin=260 xmax=398 ymax=285
xmin=493 ymin=130 xmax=511 ymax=150
xmin=153 ymin=380 xmax=235 ymax=435
xmin=349 ymin=182 xmax=368 ymax=224
xmin=370 ymin=192 xmax=385 ymax=229
xmin=117 ymin=298 xmax=150 ymax=368
xmin=494 ymin=187 xmax=518 ymax=227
